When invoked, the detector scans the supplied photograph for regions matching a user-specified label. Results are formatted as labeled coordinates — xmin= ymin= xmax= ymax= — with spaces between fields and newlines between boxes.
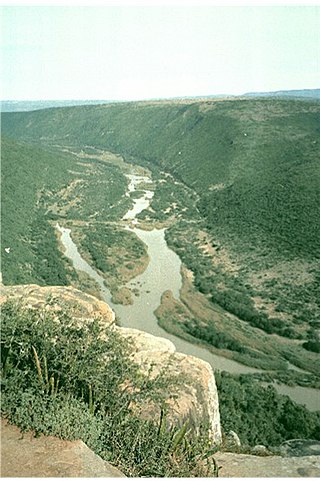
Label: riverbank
xmin=55 ymin=155 xmax=320 ymax=410
xmin=66 ymin=221 xmax=149 ymax=305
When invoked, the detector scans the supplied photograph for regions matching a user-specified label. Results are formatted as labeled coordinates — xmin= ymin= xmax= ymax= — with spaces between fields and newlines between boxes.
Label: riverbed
xmin=57 ymin=171 xmax=320 ymax=411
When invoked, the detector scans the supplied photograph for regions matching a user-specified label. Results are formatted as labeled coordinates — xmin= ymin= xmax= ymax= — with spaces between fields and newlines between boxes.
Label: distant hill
xmin=3 ymin=90 xmax=318 ymax=113
xmin=0 ymin=99 xmax=119 ymax=112
xmin=244 ymin=89 xmax=320 ymax=99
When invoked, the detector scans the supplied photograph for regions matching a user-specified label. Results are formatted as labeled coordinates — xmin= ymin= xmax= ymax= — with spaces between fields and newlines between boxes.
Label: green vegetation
xmin=166 ymin=222 xmax=296 ymax=338
xmin=2 ymin=98 xmax=320 ymax=373
xmin=1 ymin=136 xmax=130 ymax=287
xmin=69 ymin=223 xmax=148 ymax=297
xmin=49 ymin=162 xmax=130 ymax=222
xmin=2 ymin=300 xmax=319 ymax=464
xmin=1 ymin=301 xmax=218 ymax=477
xmin=3 ymin=98 xmax=319 ymax=340
xmin=1 ymin=137 xmax=78 ymax=285
xmin=216 ymin=371 xmax=320 ymax=447
xmin=155 ymin=275 xmax=320 ymax=382
xmin=137 ymin=171 xmax=200 ymax=224
xmin=2 ymin=98 xmax=320 ymax=450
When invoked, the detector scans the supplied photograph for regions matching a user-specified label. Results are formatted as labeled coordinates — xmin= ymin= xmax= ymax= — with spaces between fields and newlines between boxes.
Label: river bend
xmin=57 ymin=172 xmax=320 ymax=411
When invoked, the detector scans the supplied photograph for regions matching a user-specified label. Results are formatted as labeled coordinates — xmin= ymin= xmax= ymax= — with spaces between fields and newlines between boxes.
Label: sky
xmin=1 ymin=4 xmax=319 ymax=100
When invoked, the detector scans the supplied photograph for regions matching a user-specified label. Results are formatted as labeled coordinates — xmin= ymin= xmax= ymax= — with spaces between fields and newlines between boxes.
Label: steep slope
xmin=2 ymin=98 xmax=319 ymax=259
xmin=1 ymin=137 xmax=76 ymax=285
xmin=1 ymin=136 xmax=129 ymax=285
xmin=2 ymin=98 xmax=320 ymax=347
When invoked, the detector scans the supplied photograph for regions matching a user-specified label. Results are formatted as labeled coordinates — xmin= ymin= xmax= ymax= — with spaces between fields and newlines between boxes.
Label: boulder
xmin=120 ymin=327 xmax=221 ymax=442
xmin=225 ymin=430 xmax=241 ymax=448
xmin=251 ymin=444 xmax=270 ymax=456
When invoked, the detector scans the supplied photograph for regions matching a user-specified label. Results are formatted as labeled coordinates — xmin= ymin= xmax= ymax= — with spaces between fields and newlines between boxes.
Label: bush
xmin=1 ymin=300 xmax=217 ymax=477
xmin=303 ymin=340 xmax=320 ymax=353
xmin=215 ymin=371 xmax=320 ymax=447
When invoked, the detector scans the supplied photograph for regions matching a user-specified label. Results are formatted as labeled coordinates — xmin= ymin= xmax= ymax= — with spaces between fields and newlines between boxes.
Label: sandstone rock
xmin=214 ymin=451 xmax=320 ymax=477
xmin=119 ymin=327 xmax=221 ymax=443
xmin=118 ymin=327 xmax=176 ymax=355
xmin=251 ymin=444 xmax=270 ymax=456
xmin=225 ymin=430 xmax=241 ymax=447
xmin=1 ymin=418 xmax=125 ymax=477
xmin=0 ymin=284 xmax=115 ymax=326
xmin=1 ymin=284 xmax=221 ymax=446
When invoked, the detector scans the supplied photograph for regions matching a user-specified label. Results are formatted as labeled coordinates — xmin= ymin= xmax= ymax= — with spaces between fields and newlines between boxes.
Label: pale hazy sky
xmin=1 ymin=4 xmax=319 ymax=100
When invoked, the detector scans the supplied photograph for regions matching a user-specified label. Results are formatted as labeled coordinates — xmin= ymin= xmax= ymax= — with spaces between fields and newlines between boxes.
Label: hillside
xmin=3 ymin=98 xmax=320 ymax=253
xmin=3 ymin=99 xmax=320 ymax=257
xmin=1 ymin=136 xmax=130 ymax=286
xmin=1 ymin=99 xmax=116 ymax=112
xmin=2 ymin=97 xmax=320 ymax=458
xmin=2 ymin=98 xmax=319 ymax=342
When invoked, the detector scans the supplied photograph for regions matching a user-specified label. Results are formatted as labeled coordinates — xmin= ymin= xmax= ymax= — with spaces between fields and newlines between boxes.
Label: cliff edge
xmin=0 ymin=284 xmax=221 ymax=443
xmin=2 ymin=284 xmax=320 ymax=477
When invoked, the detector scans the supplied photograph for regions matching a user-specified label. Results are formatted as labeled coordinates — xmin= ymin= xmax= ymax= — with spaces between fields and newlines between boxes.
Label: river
xmin=56 ymin=172 xmax=320 ymax=411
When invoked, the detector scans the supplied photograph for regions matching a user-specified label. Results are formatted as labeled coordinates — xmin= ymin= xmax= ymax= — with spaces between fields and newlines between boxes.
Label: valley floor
xmin=53 ymin=146 xmax=320 ymax=404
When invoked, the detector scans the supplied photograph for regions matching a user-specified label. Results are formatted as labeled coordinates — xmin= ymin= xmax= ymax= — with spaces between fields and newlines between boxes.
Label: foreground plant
xmin=1 ymin=300 xmax=218 ymax=477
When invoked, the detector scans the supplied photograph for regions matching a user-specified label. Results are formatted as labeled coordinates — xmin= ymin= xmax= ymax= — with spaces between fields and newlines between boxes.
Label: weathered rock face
xmin=120 ymin=327 xmax=221 ymax=441
xmin=0 ymin=284 xmax=115 ymax=325
xmin=0 ymin=284 xmax=221 ymax=445
xmin=1 ymin=419 xmax=125 ymax=477
xmin=214 ymin=451 xmax=320 ymax=477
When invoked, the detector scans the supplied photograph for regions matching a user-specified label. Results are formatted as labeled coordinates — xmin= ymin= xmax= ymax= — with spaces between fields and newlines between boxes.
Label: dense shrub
xmin=183 ymin=318 xmax=246 ymax=353
xmin=1 ymin=301 xmax=217 ymax=477
xmin=303 ymin=340 xmax=320 ymax=353
xmin=215 ymin=371 xmax=320 ymax=447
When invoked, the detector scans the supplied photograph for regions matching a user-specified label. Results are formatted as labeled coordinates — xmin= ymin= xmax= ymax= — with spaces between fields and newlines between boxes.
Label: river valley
xmin=57 ymin=166 xmax=320 ymax=412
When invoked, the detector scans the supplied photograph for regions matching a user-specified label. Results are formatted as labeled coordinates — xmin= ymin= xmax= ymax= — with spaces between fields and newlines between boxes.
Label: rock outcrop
xmin=1 ymin=419 xmax=125 ymax=477
xmin=0 ymin=284 xmax=115 ymax=325
xmin=120 ymin=327 xmax=221 ymax=440
xmin=0 ymin=284 xmax=221 ymax=444
xmin=2 ymin=284 xmax=320 ymax=477
xmin=214 ymin=451 xmax=320 ymax=477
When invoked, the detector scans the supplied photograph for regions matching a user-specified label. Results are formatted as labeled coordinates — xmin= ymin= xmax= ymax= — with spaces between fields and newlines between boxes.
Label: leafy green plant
xmin=1 ymin=300 xmax=218 ymax=477
xmin=215 ymin=371 xmax=320 ymax=447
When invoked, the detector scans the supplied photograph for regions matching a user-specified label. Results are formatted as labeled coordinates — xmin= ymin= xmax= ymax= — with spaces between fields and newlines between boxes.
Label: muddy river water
xmin=57 ymin=173 xmax=320 ymax=411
